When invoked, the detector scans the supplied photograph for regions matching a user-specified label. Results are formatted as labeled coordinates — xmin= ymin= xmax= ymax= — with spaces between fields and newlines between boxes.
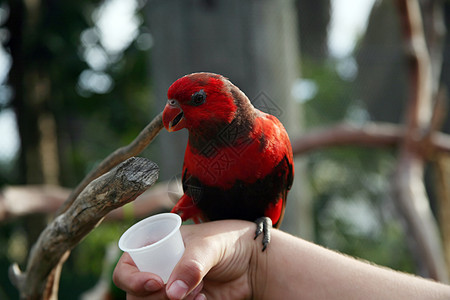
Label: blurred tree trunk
xmin=436 ymin=155 xmax=450 ymax=276
xmin=356 ymin=0 xmax=409 ymax=124
xmin=296 ymin=0 xmax=331 ymax=61
xmin=438 ymin=1 xmax=450 ymax=278
xmin=146 ymin=0 xmax=311 ymax=238
xmin=6 ymin=0 xmax=61 ymax=265
xmin=7 ymin=0 xmax=60 ymax=187
xmin=7 ymin=0 xmax=41 ymax=185
xmin=357 ymin=0 xmax=447 ymax=131
xmin=442 ymin=3 xmax=450 ymax=134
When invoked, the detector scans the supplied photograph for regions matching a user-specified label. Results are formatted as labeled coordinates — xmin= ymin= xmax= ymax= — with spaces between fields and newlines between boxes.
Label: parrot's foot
xmin=254 ymin=217 xmax=272 ymax=251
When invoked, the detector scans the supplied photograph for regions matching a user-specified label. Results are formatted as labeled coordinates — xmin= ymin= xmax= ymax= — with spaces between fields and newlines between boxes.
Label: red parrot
xmin=162 ymin=72 xmax=294 ymax=250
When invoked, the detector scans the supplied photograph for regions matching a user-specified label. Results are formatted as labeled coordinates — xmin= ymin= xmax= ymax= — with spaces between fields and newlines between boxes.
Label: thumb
xmin=165 ymin=228 xmax=219 ymax=300
xmin=164 ymin=220 xmax=254 ymax=299
xmin=165 ymin=247 xmax=215 ymax=299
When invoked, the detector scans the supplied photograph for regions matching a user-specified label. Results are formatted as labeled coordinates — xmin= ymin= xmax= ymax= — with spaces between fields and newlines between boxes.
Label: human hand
xmin=113 ymin=220 xmax=262 ymax=299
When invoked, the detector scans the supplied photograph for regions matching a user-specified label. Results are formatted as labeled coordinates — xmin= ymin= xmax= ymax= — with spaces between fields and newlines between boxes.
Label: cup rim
xmin=118 ymin=213 xmax=182 ymax=253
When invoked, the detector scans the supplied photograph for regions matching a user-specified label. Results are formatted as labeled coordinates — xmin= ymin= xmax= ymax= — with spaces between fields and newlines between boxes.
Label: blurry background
xmin=0 ymin=0 xmax=450 ymax=298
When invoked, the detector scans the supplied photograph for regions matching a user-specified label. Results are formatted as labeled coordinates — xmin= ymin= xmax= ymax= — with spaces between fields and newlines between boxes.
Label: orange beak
xmin=162 ymin=102 xmax=186 ymax=132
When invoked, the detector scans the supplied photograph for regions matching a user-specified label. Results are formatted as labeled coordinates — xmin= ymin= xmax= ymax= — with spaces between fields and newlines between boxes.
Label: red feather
xmin=163 ymin=73 xmax=294 ymax=229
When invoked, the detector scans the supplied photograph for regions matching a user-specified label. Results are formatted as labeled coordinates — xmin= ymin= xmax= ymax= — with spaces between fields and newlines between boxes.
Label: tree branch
xmin=291 ymin=122 xmax=402 ymax=154
xmin=393 ymin=0 xmax=448 ymax=282
xmin=9 ymin=157 xmax=159 ymax=299
xmin=56 ymin=112 xmax=163 ymax=216
xmin=0 ymin=180 xmax=175 ymax=222
xmin=290 ymin=122 xmax=450 ymax=156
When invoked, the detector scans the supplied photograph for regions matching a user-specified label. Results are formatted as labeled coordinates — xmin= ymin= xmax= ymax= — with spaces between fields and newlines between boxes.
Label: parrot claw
xmin=254 ymin=217 xmax=272 ymax=251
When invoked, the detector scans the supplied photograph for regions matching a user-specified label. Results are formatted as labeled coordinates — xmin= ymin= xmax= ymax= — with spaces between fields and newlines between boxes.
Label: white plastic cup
xmin=118 ymin=213 xmax=184 ymax=283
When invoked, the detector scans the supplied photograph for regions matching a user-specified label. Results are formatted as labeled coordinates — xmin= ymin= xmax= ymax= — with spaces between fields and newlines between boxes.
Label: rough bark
xmin=9 ymin=157 xmax=159 ymax=299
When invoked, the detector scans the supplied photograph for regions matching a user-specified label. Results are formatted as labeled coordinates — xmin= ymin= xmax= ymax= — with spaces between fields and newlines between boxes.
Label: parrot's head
xmin=163 ymin=72 xmax=245 ymax=133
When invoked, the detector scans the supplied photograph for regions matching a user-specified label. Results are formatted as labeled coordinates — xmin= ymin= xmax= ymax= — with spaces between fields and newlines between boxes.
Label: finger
xmin=184 ymin=281 xmax=204 ymax=300
xmin=113 ymin=252 xmax=165 ymax=296
xmin=126 ymin=291 xmax=168 ymax=300
xmin=165 ymin=221 xmax=254 ymax=299
xmin=165 ymin=230 xmax=219 ymax=299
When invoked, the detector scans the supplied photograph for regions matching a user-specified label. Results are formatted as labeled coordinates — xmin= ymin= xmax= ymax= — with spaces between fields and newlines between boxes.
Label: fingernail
xmin=167 ymin=280 xmax=189 ymax=299
xmin=145 ymin=279 xmax=162 ymax=292
xmin=194 ymin=293 xmax=207 ymax=300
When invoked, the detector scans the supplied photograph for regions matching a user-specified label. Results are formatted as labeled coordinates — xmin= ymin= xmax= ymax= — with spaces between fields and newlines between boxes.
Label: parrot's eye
xmin=190 ymin=89 xmax=206 ymax=106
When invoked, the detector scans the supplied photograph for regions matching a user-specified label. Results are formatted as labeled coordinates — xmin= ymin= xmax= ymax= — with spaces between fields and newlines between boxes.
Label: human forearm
xmin=113 ymin=220 xmax=450 ymax=299
xmin=258 ymin=228 xmax=450 ymax=299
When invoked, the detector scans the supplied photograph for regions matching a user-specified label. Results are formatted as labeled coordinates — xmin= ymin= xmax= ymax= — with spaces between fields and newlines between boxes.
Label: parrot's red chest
xmin=184 ymin=122 xmax=278 ymax=188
